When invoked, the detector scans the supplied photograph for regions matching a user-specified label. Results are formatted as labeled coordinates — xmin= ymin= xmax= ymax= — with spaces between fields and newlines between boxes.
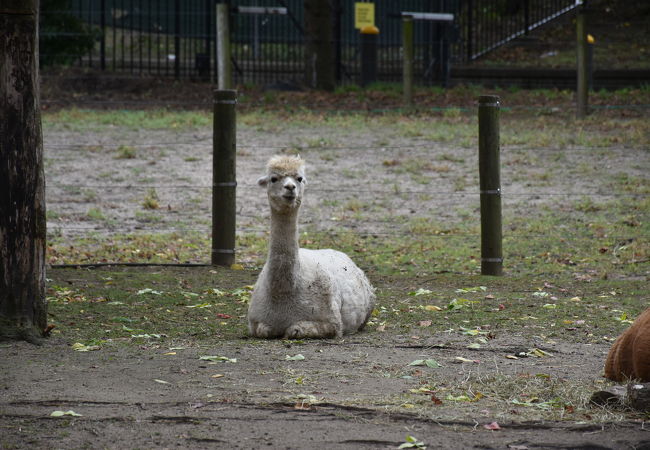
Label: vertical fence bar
xmin=466 ymin=0 xmax=473 ymax=60
xmin=576 ymin=3 xmax=588 ymax=118
xmin=402 ymin=16 xmax=414 ymax=108
xmin=174 ymin=0 xmax=181 ymax=79
xmin=129 ymin=0 xmax=134 ymax=74
xmin=100 ymin=0 xmax=105 ymax=70
xmin=478 ymin=95 xmax=503 ymax=276
xmin=212 ymin=89 xmax=237 ymax=267
xmin=205 ymin=0 xmax=212 ymax=81
xmin=216 ymin=3 xmax=232 ymax=89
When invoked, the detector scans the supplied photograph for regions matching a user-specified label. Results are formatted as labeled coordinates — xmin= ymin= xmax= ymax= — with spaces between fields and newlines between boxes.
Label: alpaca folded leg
xmin=284 ymin=321 xmax=340 ymax=339
xmin=250 ymin=322 xmax=274 ymax=338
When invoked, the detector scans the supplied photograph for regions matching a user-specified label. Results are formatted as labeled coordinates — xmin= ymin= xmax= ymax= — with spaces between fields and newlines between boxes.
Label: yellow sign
xmin=355 ymin=2 xmax=375 ymax=29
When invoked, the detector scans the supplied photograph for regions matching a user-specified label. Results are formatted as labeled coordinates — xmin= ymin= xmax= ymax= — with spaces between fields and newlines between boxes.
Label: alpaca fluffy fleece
xmin=604 ymin=307 xmax=650 ymax=382
xmin=247 ymin=155 xmax=375 ymax=339
xmin=266 ymin=154 xmax=304 ymax=176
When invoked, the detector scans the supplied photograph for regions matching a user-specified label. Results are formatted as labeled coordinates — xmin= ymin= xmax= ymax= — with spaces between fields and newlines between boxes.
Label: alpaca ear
xmin=257 ymin=176 xmax=269 ymax=187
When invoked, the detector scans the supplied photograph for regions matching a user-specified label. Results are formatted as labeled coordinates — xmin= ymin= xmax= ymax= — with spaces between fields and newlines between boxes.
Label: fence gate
xmin=230 ymin=5 xmax=305 ymax=87
xmin=400 ymin=11 xmax=456 ymax=86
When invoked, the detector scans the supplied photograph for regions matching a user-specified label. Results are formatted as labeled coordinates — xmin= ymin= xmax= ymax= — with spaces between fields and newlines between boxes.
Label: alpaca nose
xmin=284 ymin=182 xmax=296 ymax=191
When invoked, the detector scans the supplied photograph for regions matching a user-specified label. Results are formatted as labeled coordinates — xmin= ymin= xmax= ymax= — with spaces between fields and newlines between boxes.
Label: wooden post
xmin=216 ymin=3 xmax=232 ymax=89
xmin=360 ymin=25 xmax=379 ymax=87
xmin=0 ymin=0 xmax=48 ymax=341
xmin=576 ymin=5 xmax=588 ymax=118
xmin=304 ymin=0 xmax=336 ymax=91
xmin=403 ymin=16 xmax=414 ymax=108
xmin=478 ymin=95 xmax=503 ymax=276
xmin=212 ymin=90 xmax=237 ymax=266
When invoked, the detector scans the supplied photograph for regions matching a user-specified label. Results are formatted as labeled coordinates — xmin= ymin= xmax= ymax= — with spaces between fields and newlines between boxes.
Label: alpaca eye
xmin=270 ymin=176 xmax=278 ymax=183
xmin=296 ymin=177 xmax=303 ymax=183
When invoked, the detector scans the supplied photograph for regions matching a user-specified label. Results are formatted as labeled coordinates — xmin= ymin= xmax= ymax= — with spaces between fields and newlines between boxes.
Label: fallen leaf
xmin=418 ymin=320 xmax=432 ymax=327
xmin=211 ymin=374 xmax=225 ymax=378
xmin=216 ymin=313 xmax=232 ymax=319
xmin=398 ymin=435 xmax=426 ymax=449
xmin=131 ymin=334 xmax=163 ymax=339
xmin=163 ymin=352 xmax=176 ymax=356
xmin=484 ymin=421 xmax=501 ymax=430
xmin=185 ymin=302 xmax=212 ymax=308
xmin=408 ymin=359 xmax=442 ymax=368
xmin=199 ymin=355 xmax=237 ymax=363
xmin=409 ymin=288 xmax=433 ymax=296
xmin=154 ymin=379 xmax=170 ymax=384
xmin=285 ymin=354 xmax=305 ymax=361
xmin=230 ymin=263 xmax=244 ymax=270
xmin=455 ymin=356 xmax=480 ymax=363
xmin=50 ymin=410 xmax=83 ymax=417
xmin=505 ymin=355 xmax=519 ymax=360
xmin=71 ymin=342 xmax=101 ymax=352
xmin=136 ymin=288 xmax=162 ymax=295
xmin=527 ymin=348 xmax=553 ymax=358
xmin=424 ymin=305 xmax=442 ymax=311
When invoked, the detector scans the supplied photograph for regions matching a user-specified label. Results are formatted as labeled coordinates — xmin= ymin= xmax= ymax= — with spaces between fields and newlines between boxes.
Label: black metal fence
xmin=40 ymin=0 xmax=582 ymax=85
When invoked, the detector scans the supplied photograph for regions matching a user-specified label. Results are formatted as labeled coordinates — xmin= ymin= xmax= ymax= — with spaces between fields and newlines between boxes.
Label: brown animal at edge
xmin=604 ymin=307 xmax=650 ymax=382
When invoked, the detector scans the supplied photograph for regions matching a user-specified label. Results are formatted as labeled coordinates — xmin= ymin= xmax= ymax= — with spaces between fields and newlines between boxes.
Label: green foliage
xmin=40 ymin=0 xmax=98 ymax=66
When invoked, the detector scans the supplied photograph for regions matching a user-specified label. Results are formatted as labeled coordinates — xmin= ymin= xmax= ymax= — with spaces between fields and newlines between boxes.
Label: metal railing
xmin=40 ymin=0 xmax=584 ymax=84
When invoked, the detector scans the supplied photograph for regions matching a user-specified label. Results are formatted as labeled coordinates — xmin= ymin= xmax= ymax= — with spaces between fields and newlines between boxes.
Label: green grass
xmin=43 ymin=108 xmax=211 ymax=131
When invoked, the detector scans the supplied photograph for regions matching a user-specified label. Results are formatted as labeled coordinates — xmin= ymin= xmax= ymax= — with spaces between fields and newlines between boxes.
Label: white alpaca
xmin=247 ymin=155 xmax=375 ymax=339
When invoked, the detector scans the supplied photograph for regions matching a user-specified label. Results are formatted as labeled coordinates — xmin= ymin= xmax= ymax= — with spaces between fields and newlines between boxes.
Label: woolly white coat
xmin=247 ymin=156 xmax=375 ymax=339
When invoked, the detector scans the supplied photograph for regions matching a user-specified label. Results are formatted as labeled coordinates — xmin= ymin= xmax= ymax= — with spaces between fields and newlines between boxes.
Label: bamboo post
xmin=576 ymin=5 xmax=588 ymax=118
xmin=212 ymin=90 xmax=237 ymax=266
xmin=403 ymin=16 xmax=414 ymax=108
xmin=478 ymin=95 xmax=503 ymax=276
xmin=216 ymin=3 xmax=232 ymax=89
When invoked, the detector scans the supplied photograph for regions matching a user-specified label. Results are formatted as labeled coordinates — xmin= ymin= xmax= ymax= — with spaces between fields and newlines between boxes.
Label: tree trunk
xmin=303 ymin=0 xmax=335 ymax=91
xmin=0 ymin=0 xmax=48 ymax=342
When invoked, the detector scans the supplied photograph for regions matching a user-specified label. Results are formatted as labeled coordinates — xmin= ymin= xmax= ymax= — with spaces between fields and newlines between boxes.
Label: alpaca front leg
xmin=284 ymin=321 xmax=341 ymax=339
xmin=249 ymin=321 xmax=274 ymax=338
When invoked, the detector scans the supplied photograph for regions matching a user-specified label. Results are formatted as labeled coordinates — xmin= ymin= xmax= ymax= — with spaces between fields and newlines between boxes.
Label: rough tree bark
xmin=0 ymin=0 xmax=48 ymax=342
xmin=303 ymin=0 xmax=335 ymax=91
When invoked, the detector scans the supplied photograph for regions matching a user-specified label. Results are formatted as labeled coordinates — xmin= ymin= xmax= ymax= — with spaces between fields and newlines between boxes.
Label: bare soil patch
xmin=2 ymin=318 xmax=649 ymax=449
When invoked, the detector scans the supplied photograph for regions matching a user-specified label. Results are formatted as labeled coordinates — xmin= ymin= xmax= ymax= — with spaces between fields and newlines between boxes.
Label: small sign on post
xmin=355 ymin=2 xmax=375 ymax=29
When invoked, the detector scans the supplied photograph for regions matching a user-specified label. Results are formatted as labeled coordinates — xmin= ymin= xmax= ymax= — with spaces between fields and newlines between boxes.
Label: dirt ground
xmin=2 ymin=333 xmax=650 ymax=449
xmin=1 ymin=79 xmax=649 ymax=449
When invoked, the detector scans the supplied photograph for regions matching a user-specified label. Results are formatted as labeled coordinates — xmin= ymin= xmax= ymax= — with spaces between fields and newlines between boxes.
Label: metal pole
xmin=576 ymin=5 xmax=588 ymax=118
xmin=216 ymin=3 xmax=232 ymax=89
xmin=402 ymin=17 xmax=414 ymax=108
xmin=478 ymin=95 xmax=503 ymax=276
xmin=174 ymin=0 xmax=180 ymax=79
xmin=212 ymin=90 xmax=237 ymax=266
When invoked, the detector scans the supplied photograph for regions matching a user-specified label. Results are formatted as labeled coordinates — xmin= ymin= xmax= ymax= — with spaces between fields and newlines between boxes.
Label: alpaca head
xmin=258 ymin=155 xmax=307 ymax=214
